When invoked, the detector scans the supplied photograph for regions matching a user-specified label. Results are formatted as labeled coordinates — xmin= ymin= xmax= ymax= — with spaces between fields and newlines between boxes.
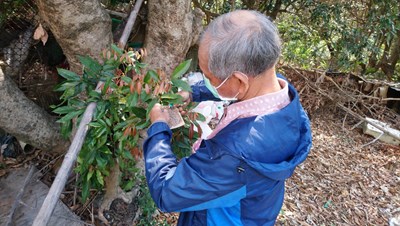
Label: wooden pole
xmin=118 ymin=0 xmax=144 ymax=47
xmin=32 ymin=1 xmax=144 ymax=225
xmin=32 ymin=103 xmax=96 ymax=226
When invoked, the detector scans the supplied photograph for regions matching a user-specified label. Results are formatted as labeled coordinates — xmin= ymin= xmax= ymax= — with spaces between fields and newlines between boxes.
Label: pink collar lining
xmin=193 ymin=78 xmax=291 ymax=152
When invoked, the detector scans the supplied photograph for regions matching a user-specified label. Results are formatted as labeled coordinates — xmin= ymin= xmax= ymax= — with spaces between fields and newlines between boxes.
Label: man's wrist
xmin=151 ymin=119 xmax=168 ymax=125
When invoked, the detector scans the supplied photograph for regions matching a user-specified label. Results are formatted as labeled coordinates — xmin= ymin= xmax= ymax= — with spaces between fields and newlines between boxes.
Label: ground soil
xmin=278 ymin=109 xmax=399 ymax=225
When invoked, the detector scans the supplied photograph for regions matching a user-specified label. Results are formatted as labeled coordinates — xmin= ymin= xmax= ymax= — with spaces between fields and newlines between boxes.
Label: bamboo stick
xmin=32 ymin=1 xmax=144 ymax=225
xmin=118 ymin=0 xmax=144 ymax=47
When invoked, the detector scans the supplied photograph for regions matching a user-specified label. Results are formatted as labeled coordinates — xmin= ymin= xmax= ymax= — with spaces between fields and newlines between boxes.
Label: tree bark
xmin=36 ymin=0 xmax=113 ymax=74
xmin=0 ymin=0 xmax=113 ymax=153
xmin=143 ymin=0 xmax=204 ymax=75
xmin=0 ymin=69 xmax=68 ymax=153
xmin=384 ymin=30 xmax=400 ymax=79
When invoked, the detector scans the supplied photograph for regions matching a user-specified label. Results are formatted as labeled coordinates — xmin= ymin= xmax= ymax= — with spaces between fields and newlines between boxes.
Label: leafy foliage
xmin=0 ymin=0 xmax=27 ymax=21
xmin=276 ymin=1 xmax=400 ymax=81
xmin=194 ymin=0 xmax=400 ymax=81
xmin=53 ymin=44 xmax=202 ymax=202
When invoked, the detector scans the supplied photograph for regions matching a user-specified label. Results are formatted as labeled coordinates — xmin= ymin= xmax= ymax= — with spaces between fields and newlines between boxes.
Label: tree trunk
xmin=0 ymin=1 xmax=113 ymax=153
xmin=268 ymin=0 xmax=283 ymax=20
xmin=0 ymin=68 xmax=68 ymax=153
xmin=143 ymin=0 xmax=204 ymax=75
xmin=384 ymin=30 xmax=400 ymax=79
xmin=36 ymin=0 xmax=113 ymax=74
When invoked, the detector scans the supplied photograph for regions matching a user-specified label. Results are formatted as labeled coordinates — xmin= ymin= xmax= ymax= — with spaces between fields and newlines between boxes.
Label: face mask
xmin=203 ymin=73 xmax=239 ymax=101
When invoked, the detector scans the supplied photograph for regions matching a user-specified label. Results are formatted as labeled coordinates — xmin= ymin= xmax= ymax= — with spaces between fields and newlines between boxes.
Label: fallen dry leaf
xmin=33 ymin=23 xmax=48 ymax=45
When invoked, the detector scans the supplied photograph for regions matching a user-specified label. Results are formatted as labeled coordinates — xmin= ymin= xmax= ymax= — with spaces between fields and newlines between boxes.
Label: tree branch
xmin=192 ymin=0 xmax=220 ymax=18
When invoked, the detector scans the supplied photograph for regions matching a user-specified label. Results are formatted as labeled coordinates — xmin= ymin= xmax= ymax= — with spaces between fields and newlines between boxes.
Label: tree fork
xmin=0 ymin=69 xmax=68 ymax=153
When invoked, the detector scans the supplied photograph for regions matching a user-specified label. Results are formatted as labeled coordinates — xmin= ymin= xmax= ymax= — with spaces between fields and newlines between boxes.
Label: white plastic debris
xmin=187 ymin=72 xmax=204 ymax=85
xmin=363 ymin=117 xmax=400 ymax=146
xmin=192 ymin=101 xmax=224 ymax=138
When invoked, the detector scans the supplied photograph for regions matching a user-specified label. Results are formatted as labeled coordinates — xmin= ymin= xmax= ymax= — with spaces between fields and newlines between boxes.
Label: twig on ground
xmin=360 ymin=131 xmax=384 ymax=148
xmin=105 ymin=9 xmax=128 ymax=18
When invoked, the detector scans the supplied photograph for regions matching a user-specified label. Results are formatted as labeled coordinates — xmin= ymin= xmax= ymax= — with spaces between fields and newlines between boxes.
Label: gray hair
xmin=201 ymin=10 xmax=281 ymax=79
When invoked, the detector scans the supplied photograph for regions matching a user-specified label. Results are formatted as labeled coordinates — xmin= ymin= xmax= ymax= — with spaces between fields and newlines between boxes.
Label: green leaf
xmin=88 ymin=121 xmax=102 ymax=128
xmin=140 ymin=91 xmax=152 ymax=102
xmin=127 ymin=92 xmax=138 ymax=108
xmin=96 ymin=155 xmax=108 ymax=169
xmin=136 ymin=120 xmax=150 ymax=130
xmin=101 ymin=70 xmax=115 ymax=78
xmin=57 ymin=109 xmax=85 ymax=123
xmin=114 ymin=121 xmax=127 ymax=131
xmin=102 ymin=77 xmax=113 ymax=95
xmin=130 ymin=107 xmax=147 ymax=119
xmin=99 ymin=146 xmax=112 ymax=155
xmin=122 ymin=149 xmax=134 ymax=160
xmin=61 ymin=87 xmax=76 ymax=99
xmin=104 ymin=117 xmax=112 ymax=127
xmin=60 ymin=120 xmax=72 ymax=139
xmin=161 ymin=94 xmax=183 ymax=105
xmin=87 ymin=169 xmax=94 ymax=181
xmin=111 ymin=43 xmax=123 ymax=55
xmin=78 ymin=55 xmax=102 ymax=75
xmin=121 ymin=76 xmax=132 ymax=84
xmin=162 ymin=98 xmax=183 ymax=106
xmin=175 ymin=141 xmax=192 ymax=150
xmin=171 ymin=59 xmax=192 ymax=79
xmin=55 ymin=81 xmax=79 ymax=92
xmin=171 ymin=78 xmax=192 ymax=92
xmin=75 ymin=82 xmax=87 ymax=95
xmin=96 ymin=170 xmax=104 ymax=186
xmin=144 ymin=70 xmax=159 ymax=83
xmin=88 ymin=90 xmax=101 ymax=100
xmin=81 ymin=179 xmax=90 ymax=202
xmin=160 ymin=93 xmax=183 ymax=100
xmin=96 ymin=134 xmax=108 ymax=147
xmin=146 ymin=99 xmax=158 ymax=117
xmin=53 ymin=106 xmax=76 ymax=115
xmin=57 ymin=68 xmax=80 ymax=81
xmin=123 ymin=180 xmax=134 ymax=191
xmin=196 ymin=113 xmax=206 ymax=122
xmin=103 ymin=64 xmax=116 ymax=71
xmin=94 ymin=101 xmax=107 ymax=119
xmin=86 ymin=148 xmax=97 ymax=164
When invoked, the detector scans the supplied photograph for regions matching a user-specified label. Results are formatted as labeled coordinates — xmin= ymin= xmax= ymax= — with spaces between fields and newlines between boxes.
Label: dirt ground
xmin=278 ymin=109 xmax=399 ymax=225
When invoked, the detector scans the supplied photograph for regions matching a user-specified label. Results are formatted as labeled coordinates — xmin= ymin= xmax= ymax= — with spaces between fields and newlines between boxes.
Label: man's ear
xmin=232 ymin=72 xmax=249 ymax=96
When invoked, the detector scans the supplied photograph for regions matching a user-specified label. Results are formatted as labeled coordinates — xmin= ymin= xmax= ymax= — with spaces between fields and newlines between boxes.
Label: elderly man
xmin=143 ymin=10 xmax=312 ymax=226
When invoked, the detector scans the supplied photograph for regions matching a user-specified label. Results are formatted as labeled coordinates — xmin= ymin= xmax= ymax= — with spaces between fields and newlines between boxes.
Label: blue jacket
xmin=143 ymin=74 xmax=312 ymax=225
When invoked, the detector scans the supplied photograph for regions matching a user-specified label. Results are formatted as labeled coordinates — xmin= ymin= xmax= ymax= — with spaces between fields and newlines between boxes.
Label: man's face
xmin=198 ymin=41 xmax=241 ymax=98
xmin=198 ymin=43 xmax=220 ymax=86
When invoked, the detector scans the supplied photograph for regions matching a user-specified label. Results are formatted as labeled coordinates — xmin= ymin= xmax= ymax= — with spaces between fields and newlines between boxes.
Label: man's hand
xmin=177 ymin=90 xmax=192 ymax=116
xmin=150 ymin=103 xmax=170 ymax=124
xmin=178 ymin=90 xmax=191 ymax=103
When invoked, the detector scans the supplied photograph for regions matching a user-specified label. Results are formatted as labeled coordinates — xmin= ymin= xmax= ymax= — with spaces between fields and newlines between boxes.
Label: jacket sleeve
xmin=143 ymin=122 xmax=246 ymax=213
xmin=191 ymin=80 xmax=221 ymax=102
